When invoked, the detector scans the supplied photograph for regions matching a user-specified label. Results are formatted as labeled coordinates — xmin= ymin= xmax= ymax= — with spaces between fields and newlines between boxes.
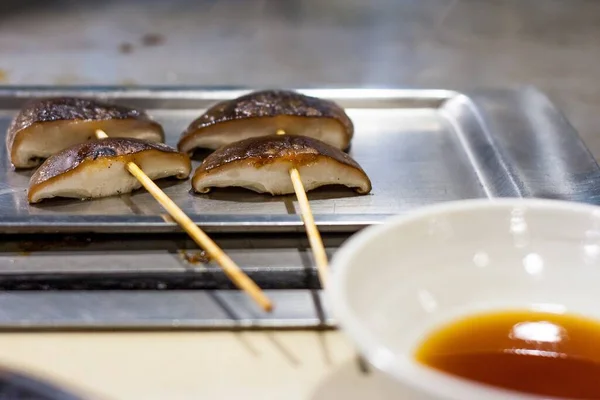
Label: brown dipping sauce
xmin=415 ymin=310 xmax=600 ymax=399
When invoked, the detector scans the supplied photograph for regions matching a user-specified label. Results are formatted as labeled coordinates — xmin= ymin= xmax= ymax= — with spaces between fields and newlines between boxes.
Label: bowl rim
xmin=328 ymin=198 xmax=600 ymax=400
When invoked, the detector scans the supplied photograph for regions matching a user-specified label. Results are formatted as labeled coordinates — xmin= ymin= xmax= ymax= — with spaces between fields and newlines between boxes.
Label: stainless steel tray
xmin=0 ymin=85 xmax=599 ymax=330
xmin=3 ymin=86 xmax=597 ymax=234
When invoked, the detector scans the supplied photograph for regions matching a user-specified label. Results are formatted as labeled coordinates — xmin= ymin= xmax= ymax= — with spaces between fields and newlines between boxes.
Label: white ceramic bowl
xmin=329 ymin=198 xmax=600 ymax=400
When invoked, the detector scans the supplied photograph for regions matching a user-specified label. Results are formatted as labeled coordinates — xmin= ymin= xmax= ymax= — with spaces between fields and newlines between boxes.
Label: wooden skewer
xmin=276 ymin=129 xmax=329 ymax=288
xmin=94 ymin=130 xmax=273 ymax=312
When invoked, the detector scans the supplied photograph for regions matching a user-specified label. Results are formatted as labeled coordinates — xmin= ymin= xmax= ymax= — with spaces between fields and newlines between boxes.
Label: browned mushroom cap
xmin=178 ymin=90 xmax=353 ymax=154
xmin=192 ymin=135 xmax=371 ymax=195
xmin=28 ymin=138 xmax=191 ymax=204
xmin=7 ymin=97 xmax=165 ymax=169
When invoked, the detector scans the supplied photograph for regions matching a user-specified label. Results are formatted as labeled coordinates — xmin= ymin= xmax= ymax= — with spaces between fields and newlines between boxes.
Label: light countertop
xmin=0 ymin=331 xmax=418 ymax=400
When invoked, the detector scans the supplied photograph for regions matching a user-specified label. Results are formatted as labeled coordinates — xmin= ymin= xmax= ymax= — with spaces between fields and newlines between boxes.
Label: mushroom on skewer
xmin=8 ymin=97 xmax=164 ymax=168
xmin=178 ymin=90 xmax=353 ymax=154
xmin=192 ymin=133 xmax=371 ymax=289
xmin=91 ymin=130 xmax=273 ymax=312
xmin=28 ymin=138 xmax=190 ymax=204
xmin=191 ymin=134 xmax=371 ymax=196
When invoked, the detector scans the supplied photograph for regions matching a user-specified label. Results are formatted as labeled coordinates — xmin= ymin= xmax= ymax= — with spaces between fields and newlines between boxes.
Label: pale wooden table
xmin=0 ymin=331 xmax=420 ymax=400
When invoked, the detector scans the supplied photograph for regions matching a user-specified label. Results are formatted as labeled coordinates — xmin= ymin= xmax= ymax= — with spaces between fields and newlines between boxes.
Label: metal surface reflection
xmin=0 ymin=86 xmax=599 ymax=235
